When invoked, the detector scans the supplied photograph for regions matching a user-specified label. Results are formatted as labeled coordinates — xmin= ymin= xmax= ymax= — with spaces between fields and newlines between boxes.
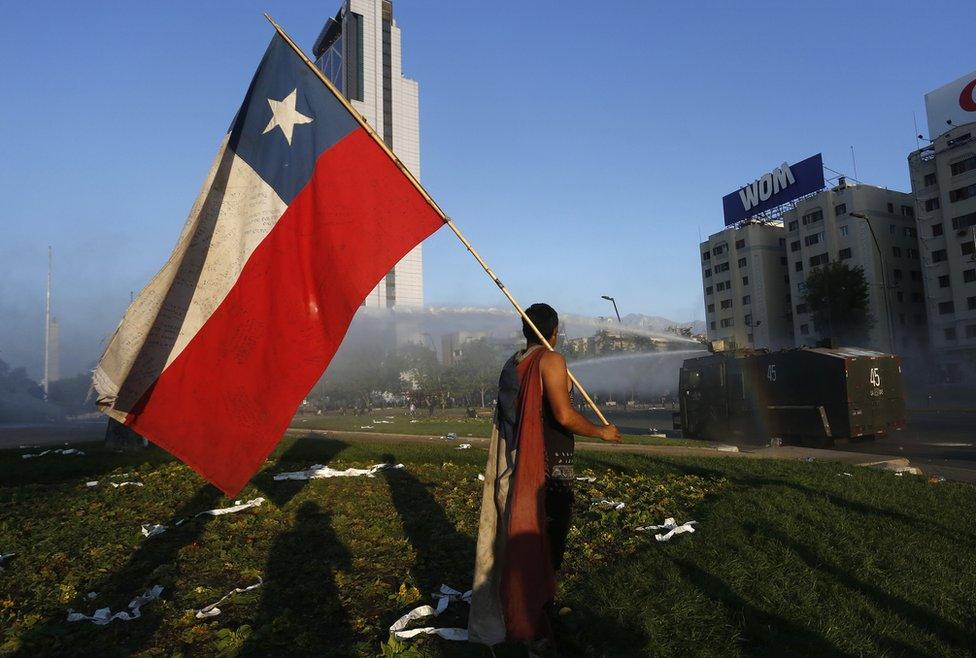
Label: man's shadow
xmin=240 ymin=501 xmax=354 ymax=656
xmin=15 ymin=483 xmax=225 ymax=657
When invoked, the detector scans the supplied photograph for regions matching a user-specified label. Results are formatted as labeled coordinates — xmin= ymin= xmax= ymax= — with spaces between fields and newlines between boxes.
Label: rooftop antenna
xmin=43 ymin=246 xmax=52 ymax=399
xmin=912 ymin=112 xmax=921 ymax=151
xmin=850 ymin=145 xmax=859 ymax=181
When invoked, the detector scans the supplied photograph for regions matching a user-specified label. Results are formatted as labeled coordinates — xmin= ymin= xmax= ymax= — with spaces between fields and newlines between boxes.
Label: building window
xmin=963 ymin=241 xmax=976 ymax=257
xmin=735 ymin=239 xmax=745 ymax=249
xmin=747 ymin=334 xmax=754 ymax=343
xmin=710 ymin=321 xmax=716 ymax=330
xmin=949 ymin=183 xmax=976 ymax=203
xmin=715 ymin=262 xmax=730 ymax=273
xmin=809 ymin=253 xmax=829 ymax=268
xmin=910 ymin=270 xmax=922 ymax=282
xmin=904 ymin=226 xmax=917 ymax=238
xmin=932 ymin=222 xmax=944 ymax=236
xmin=896 ymin=291 xmax=904 ymax=302
xmin=742 ymin=276 xmax=749 ymax=286
xmin=939 ymin=301 xmax=954 ymax=314
xmin=901 ymin=205 xmax=915 ymax=217
xmin=951 ymin=155 xmax=976 ymax=176
xmin=702 ymin=251 xmax=711 ymax=261
xmin=721 ymin=318 xmax=734 ymax=328
xmin=738 ymin=257 xmax=747 ymax=268
xmin=933 ymin=249 xmax=948 ymax=263
xmin=720 ymin=299 xmax=733 ymax=309
xmin=912 ymin=292 xmax=923 ymax=303
xmin=704 ymin=268 xmax=712 ymax=278
xmin=713 ymin=245 xmax=725 ymax=255
xmin=795 ymin=260 xmax=803 ymax=272
xmin=925 ymin=198 xmax=941 ymax=212
xmin=780 ymin=256 xmax=787 ymax=265
xmin=969 ymin=296 xmax=976 ymax=311
xmin=707 ymin=303 xmax=715 ymax=313
xmin=939 ymin=275 xmax=950 ymax=288
xmin=839 ymin=225 xmax=849 ymax=237
xmin=796 ymin=303 xmax=808 ymax=314
xmin=705 ymin=285 xmax=713 ymax=295
xmin=945 ymin=327 xmax=957 ymax=341
xmin=790 ymin=240 xmax=801 ymax=252
xmin=778 ymin=238 xmax=786 ymax=247
xmin=951 ymin=212 xmax=976 ymax=231
xmin=893 ymin=268 xmax=903 ymax=281
xmin=742 ymin=295 xmax=751 ymax=305
xmin=892 ymin=246 xmax=902 ymax=258
xmin=914 ymin=314 xmax=925 ymax=325
xmin=788 ymin=220 xmax=799 ymax=232
xmin=889 ymin=224 xmax=896 ymax=234
xmin=801 ymin=209 xmax=823 ymax=226
xmin=965 ymin=268 xmax=976 ymax=283
xmin=716 ymin=281 xmax=725 ymax=291
xmin=907 ymin=248 xmax=919 ymax=258
xmin=800 ymin=324 xmax=810 ymax=335
xmin=968 ymin=325 xmax=976 ymax=339
xmin=839 ymin=247 xmax=852 ymax=260
xmin=804 ymin=232 xmax=825 ymax=246
xmin=923 ymin=173 xmax=938 ymax=187
xmin=887 ymin=202 xmax=895 ymax=214
xmin=834 ymin=203 xmax=847 ymax=216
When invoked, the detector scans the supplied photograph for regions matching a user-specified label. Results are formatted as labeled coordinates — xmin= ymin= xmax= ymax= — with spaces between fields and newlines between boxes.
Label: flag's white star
xmin=262 ymin=89 xmax=313 ymax=145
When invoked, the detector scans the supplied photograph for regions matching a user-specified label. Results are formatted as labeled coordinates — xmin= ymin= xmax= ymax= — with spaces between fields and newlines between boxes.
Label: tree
xmin=451 ymin=338 xmax=503 ymax=407
xmin=802 ymin=262 xmax=875 ymax=346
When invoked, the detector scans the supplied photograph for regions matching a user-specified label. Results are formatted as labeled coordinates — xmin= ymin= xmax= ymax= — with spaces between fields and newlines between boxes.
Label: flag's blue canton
xmin=228 ymin=35 xmax=359 ymax=205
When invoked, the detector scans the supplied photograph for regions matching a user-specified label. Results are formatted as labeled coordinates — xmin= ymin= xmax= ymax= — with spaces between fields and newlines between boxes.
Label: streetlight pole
xmin=849 ymin=212 xmax=895 ymax=353
xmin=601 ymin=295 xmax=621 ymax=323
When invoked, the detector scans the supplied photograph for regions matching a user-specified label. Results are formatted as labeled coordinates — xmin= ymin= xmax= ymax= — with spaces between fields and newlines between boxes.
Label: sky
xmin=1 ymin=0 xmax=973 ymax=379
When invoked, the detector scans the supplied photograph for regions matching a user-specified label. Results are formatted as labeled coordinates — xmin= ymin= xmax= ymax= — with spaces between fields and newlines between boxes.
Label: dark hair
xmin=522 ymin=303 xmax=558 ymax=342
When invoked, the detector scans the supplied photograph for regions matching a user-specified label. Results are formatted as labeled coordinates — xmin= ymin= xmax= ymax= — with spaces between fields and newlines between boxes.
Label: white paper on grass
xmin=141 ymin=498 xmax=266 ymax=539
xmin=593 ymin=499 xmax=625 ymax=510
xmin=456 ymin=444 xmax=472 ymax=450
xmin=195 ymin=579 xmax=263 ymax=619
xmin=67 ymin=585 xmax=163 ymax=625
xmin=86 ymin=481 xmax=99 ymax=487
xmin=273 ymin=463 xmax=403 ymax=481
xmin=636 ymin=517 xmax=698 ymax=542
xmin=390 ymin=584 xmax=471 ymax=642
xmin=22 ymin=448 xmax=85 ymax=459
xmin=575 ymin=476 xmax=596 ymax=483
xmin=111 ymin=481 xmax=144 ymax=488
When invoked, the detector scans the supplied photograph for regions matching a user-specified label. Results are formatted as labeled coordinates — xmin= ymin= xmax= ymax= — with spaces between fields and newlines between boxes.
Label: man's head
xmin=523 ymin=303 xmax=559 ymax=347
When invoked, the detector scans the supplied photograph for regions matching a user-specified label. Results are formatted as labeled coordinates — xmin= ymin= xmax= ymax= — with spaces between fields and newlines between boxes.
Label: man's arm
xmin=539 ymin=351 xmax=621 ymax=442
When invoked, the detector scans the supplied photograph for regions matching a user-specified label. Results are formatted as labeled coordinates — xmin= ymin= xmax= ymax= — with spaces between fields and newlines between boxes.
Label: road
xmin=588 ymin=407 xmax=976 ymax=481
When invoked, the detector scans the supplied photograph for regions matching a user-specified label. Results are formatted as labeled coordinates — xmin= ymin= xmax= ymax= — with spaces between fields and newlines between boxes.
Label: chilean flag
xmin=93 ymin=34 xmax=443 ymax=497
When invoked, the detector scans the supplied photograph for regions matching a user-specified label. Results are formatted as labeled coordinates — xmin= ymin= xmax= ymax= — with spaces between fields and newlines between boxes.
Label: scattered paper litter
xmin=477 ymin=474 xmax=485 ymax=481
xmin=887 ymin=465 xmax=922 ymax=476
xmin=196 ymin=498 xmax=265 ymax=517
xmin=714 ymin=445 xmax=739 ymax=452
xmin=274 ymin=463 xmax=402 ymax=481
xmin=593 ymin=499 xmax=625 ymax=510
xmin=141 ymin=524 xmax=168 ymax=539
xmin=359 ymin=425 xmax=374 ymax=429
xmin=195 ymin=579 xmax=263 ymax=619
xmin=22 ymin=448 xmax=85 ymax=459
xmin=67 ymin=585 xmax=163 ymax=625
xmin=456 ymin=444 xmax=471 ymax=450
xmin=838 ymin=472 xmax=854 ymax=477
xmin=372 ymin=419 xmax=393 ymax=424
xmin=575 ymin=476 xmax=597 ymax=483
xmin=648 ymin=433 xmax=667 ymax=438
xmin=637 ymin=517 xmax=698 ymax=542
xmin=111 ymin=481 xmax=144 ymax=488
xmin=409 ymin=419 xmax=419 ymax=423
xmin=390 ymin=584 xmax=470 ymax=641
xmin=86 ymin=481 xmax=99 ymax=487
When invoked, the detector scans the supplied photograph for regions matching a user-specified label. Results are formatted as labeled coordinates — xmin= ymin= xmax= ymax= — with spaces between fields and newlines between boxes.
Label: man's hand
xmin=598 ymin=423 xmax=622 ymax=443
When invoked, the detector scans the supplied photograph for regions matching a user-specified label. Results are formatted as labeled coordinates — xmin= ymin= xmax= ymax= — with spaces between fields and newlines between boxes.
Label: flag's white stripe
xmin=94 ymin=136 xmax=287 ymax=415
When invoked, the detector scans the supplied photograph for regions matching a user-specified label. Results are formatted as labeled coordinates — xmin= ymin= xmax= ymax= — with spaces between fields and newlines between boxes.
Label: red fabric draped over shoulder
xmin=500 ymin=347 xmax=555 ymax=641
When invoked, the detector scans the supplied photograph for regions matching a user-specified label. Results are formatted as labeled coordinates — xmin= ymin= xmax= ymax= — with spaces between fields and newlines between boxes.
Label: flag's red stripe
xmin=125 ymin=128 xmax=443 ymax=496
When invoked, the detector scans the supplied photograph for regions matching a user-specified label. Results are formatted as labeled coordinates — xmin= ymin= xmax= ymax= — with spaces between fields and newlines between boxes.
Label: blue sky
xmin=1 ymin=0 xmax=972 ymax=378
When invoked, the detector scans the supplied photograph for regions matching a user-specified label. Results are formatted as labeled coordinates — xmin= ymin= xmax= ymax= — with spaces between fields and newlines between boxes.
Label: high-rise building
xmin=700 ymin=222 xmax=794 ymax=350
xmin=313 ymin=0 xmax=424 ymax=307
xmin=908 ymin=123 xmax=976 ymax=377
xmin=783 ymin=180 xmax=927 ymax=352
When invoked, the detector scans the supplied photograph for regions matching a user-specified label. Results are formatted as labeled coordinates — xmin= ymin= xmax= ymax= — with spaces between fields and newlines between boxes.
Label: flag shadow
xmin=250 ymin=434 xmax=349 ymax=508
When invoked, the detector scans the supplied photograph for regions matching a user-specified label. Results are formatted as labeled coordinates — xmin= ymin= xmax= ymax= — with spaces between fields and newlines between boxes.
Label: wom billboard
xmin=925 ymin=70 xmax=976 ymax=139
xmin=723 ymin=153 xmax=824 ymax=226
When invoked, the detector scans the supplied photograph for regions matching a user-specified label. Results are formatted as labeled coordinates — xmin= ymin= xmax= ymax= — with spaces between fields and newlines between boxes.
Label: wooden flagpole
xmin=264 ymin=14 xmax=610 ymax=427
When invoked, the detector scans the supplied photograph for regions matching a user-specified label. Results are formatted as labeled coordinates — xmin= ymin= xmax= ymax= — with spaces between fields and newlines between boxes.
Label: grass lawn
xmin=1 ymin=434 xmax=974 ymax=656
xmin=291 ymin=409 xmax=696 ymax=447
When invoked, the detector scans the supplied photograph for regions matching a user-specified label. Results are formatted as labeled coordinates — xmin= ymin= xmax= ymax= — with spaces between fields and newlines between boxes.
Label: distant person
xmin=409 ymin=402 xmax=416 ymax=416
xmin=468 ymin=303 xmax=620 ymax=651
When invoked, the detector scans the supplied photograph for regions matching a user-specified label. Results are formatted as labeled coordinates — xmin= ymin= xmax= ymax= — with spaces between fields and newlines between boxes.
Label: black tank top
xmin=542 ymin=395 xmax=575 ymax=480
